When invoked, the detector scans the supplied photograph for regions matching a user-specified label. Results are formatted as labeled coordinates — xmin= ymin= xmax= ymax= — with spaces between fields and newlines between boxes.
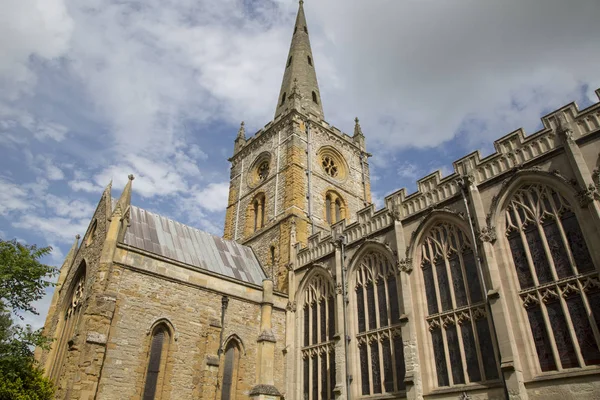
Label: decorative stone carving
xmin=455 ymin=173 xmax=475 ymax=190
xmin=387 ymin=201 xmax=402 ymax=221
xmin=478 ymin=225 xmax=497 ymax=243
xmin=335 ymin=282 xmax=343 ymax=295
xmin=397 ymin=258 xmax=413 ymax=274
xmin=577 ymin=183 xmax=600 ymax=207
xmin=286 ymin=301 xmax=296 ymax=312
xmin=458 ymin=392 xmax=472 ymax=400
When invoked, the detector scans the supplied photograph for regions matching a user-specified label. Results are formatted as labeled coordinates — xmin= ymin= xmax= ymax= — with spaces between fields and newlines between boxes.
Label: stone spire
xmin=353 ymin=117 xmax=366 ymax=149
xmin=274 ymin=0 xmax=324 ymax=120
xmin=234 ymin=121 xmax=247 ymax=154
xmin=112 ymin=174 xmax=134 ymax=219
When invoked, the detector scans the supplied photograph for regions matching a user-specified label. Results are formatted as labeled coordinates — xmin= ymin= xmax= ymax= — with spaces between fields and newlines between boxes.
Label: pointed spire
xmin=353 ymin=117 xmax=366 ymax=150
xmin=274 ymin=0 xmax=324 ymax=120
xmin=237 ymin=121 xmax=246 ymax=139
xmin=60 ymin=234 xmax=80 ymax=272
xmin=113 ymin=174 xmax=134 ymax=218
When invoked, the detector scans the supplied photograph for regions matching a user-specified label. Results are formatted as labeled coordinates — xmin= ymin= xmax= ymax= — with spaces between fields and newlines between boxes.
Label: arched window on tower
xmin=221 ymin=339 xmax=242 ymax=400
xmin=301 ymin=273 xmax=336 ymax=400
xmin=504 ymin=183 xmax=600 ymax=371
xmin=143 ymin=323 xmax=172 ymax=400
xmin=49 ymin=262 xmax=86 ymax=383
xmin=252 ymin=193 xmax=266 ymax=232
xmin=353 ymin=251 xmax=405 ymax=395
xmin=420 ymin=222 xmax=499 ymax=387
xmin=281 ymin=92 xmax=286 ymax=106
xmin=312 ymin=91 xmax=318 ymax=104
xmin=307 ymin=55 xmax=312 ymax=66
xmin=287 ymin=56 xmax=292 ymax=68
xmin=325 ymin=191 xmax=345 ymax=225
xmin=304 ymin=26 xmax=308 ymax=33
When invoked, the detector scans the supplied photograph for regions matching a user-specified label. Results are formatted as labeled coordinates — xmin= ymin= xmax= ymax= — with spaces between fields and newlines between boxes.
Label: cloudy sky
xmin=1 ymin=0 xmax=599 ymax=329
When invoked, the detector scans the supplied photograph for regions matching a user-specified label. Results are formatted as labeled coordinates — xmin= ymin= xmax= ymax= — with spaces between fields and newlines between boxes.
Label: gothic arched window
xmin=325 ymin=191 xmax=345 ymax=225
xmin=504 ymin=184 xmax=600 ymax=372
xmin=143 ymin=323 xmax=172 ymax=400
xmin=252 ymin=193 xmax=266 ymax=232
xmin=221 ymin=339 xmax=242 ymax=400
xmin=312 ymin=91 xmax=318 ymax=104
xmin=301 ymin=274 xmax=336 ymax=400
xmin=50 ymin=264 xmax=86 ymax=383
xmin=353 ymin=251 xmax=405 ymax=395
xmin=420 ymin=222 xmax=499 ymax=387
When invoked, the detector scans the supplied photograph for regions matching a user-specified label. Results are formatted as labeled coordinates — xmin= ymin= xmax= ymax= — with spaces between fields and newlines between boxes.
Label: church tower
xmin=223 ymin=1 xmax=372 ymax=292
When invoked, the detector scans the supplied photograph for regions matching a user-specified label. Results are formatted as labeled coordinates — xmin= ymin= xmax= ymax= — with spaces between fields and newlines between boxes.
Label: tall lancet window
xmin=221 ymin=339 xmax=242 ymax=400
xmin=301 ymin=273 xmax=336 ymax=400
xmin=505 ymin=184 xmax=600 ymax=372
xmin=353 ymin=251 xmax=405 ymax=396
xmin=50 ymin=264 xmax=86 ymax=383
xmin=143 ymin=323 xmax=172 ymax=400
xmin=420 ymin=223 xmax=499 ymax=387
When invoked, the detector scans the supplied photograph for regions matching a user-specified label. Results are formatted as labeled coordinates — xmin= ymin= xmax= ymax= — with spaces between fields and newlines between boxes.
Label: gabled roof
xmin=122 ymin=205 xmax=266 ymax=285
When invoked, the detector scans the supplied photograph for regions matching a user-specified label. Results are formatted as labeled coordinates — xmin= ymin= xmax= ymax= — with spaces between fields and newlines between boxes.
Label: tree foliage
xmin=0 ymin=239 xmax=57 ymax=400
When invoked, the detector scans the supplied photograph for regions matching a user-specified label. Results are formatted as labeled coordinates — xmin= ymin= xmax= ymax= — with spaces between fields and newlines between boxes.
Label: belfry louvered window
xmin=143 ymin=325 xmax=171 ymax=400
xmin=421 ymin=223 xmax=499 ymax=387
xmin=353 ymin=251 xmax=405 ymax=396
xmin=50 ymin=267 xmax=86 ymax=383
xmin=301 ymin=274 xmax=336 ymax=400
xmin=505 ymin=184 xmax=600 ymax=372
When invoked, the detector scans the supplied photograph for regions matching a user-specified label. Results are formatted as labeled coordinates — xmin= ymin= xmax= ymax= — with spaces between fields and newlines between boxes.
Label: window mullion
xmin=455 ymin=321 xmax=470 ymax=383
xmin=469 ymin=313 xmax=487 ymax=381
xmin=390 ymin=329 xmax=399 ymax=392
xmin=458 ymin=252 xmax=472 ymax=305
xmin=429 ymin=242 xmax=444 ymax=314
xmin=536 ymin=221 xmax=559 ymax=281
xmin=442 ymin=326 xmax=455 ymax=386
xmin=444 ymin=256 xmax=457 ymax=309
xmin=367 ymin=338 xmax=374 ymax=394
xmin=558 ymin=292 xmax=585 ymax=367
xmin=378 ymin=337 xmax=385 ymax=392
xmin=538 ymin=292 xmax=563 ymax=370
xmin=555 ymin=214 xmax=579 ymax=275
xmin=579 ymin=280 xmax=600 ymax=351
xmin=516 ymin=220 xmax=540 ymax=287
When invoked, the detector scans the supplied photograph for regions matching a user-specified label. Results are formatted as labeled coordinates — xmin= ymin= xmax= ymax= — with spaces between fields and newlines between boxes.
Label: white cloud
xmin=12 ymin=215 xmax=89 ymax=243
xmin=0 ymin=177 xmax=33 ymax=215
xmin=69 ymin=180 xmax=103 ymax=193
xmin=193 ymin=182 xmax=230 ymax=213
xmin=0 ymin=0 xmax=73 ymax=99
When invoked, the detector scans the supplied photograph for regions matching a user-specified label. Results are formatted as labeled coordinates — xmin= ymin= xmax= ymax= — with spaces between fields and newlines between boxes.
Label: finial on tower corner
xmin=128 ymin=174 xmax=135 ymax=181
xmin=237 ymin=121 xmax=246 ymax=139
xmin=75 ymin=234 xmax=81 ymax=240
xmin=299 ymin=0 xmax=304 ymax=5
xmin=354 ymin=117 xmax=364 ymax=137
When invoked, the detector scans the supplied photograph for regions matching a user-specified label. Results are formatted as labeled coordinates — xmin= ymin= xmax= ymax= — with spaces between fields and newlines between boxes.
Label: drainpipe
xmin=217 ymin=296 xmax=229 ymax=357
xmin=337 ymin=234 xmax=351 ymax=399
xmin=460 ymin=186 xmax=509 ymax=400
xmin=306 ymin=120 xmax=315 ymax=234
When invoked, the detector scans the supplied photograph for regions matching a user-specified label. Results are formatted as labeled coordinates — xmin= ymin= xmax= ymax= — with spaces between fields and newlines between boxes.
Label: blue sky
xmin=1 ymin=0 xmax=599 ymax=329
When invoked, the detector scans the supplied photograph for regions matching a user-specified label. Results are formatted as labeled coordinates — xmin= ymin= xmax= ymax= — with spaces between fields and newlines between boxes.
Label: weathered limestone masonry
xmin=291 ymin=91 xmax=600 ymax=400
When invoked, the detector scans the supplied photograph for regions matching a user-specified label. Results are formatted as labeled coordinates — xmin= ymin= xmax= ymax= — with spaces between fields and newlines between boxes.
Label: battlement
xmin=295 ymin=89 xmax=600 ymax=268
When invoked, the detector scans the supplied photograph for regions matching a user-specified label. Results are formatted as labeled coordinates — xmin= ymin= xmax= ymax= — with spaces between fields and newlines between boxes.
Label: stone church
xmin=38 ymin=2 xmax=600 ymax=399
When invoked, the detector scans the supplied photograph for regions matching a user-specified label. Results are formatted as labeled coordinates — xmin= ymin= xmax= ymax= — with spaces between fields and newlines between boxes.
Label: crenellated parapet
xmin=296 ymin=89 xmax=600 ymax=268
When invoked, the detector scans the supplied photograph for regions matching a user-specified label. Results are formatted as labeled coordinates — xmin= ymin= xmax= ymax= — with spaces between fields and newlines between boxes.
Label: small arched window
xmin=221 ymin=340 xmax=242 ymax=400
xmin=143 ymin=324 xmax=172 ymax=400
xmin=281 ymin=92 xmax=286 ymax=106
xmin=251 ymin=193 xmax=266 ymax=232
xmin=294 ymin=26 xmax=297 ymax=34
xmin=86 ymin=219 xmax=97 ymax=246
xmin=307 ymin=55 xmax=312 ymax=66
xmin=304 ymin=26 xmax=308 ymax=33
xmin=325 ymin=191 xmax=345 ymax=225
xmin=50 ymin=263 xmax=86 ymax=383
xmin=287 ymin=56 xmax=292 ymax=68
xmin=312 ymin=91 xmax=318 ymax=104
xmin=270 ymin=246 xmax=276 ymax=266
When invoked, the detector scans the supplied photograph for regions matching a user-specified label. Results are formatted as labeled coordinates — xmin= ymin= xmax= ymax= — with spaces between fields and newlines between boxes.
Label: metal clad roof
xmin=123 ymin=205 xmax=265 ymax=285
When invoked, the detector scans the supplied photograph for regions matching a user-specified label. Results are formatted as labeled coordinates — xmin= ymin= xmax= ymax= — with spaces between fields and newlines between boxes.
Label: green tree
xmin=0 ymin=239 xmax=57 ymax=400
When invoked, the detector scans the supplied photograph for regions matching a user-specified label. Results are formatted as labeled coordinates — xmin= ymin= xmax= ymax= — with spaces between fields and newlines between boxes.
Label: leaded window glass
xmin=353 ymin=251 xmax=405 ymax=396
xmin=143 ymin=325 xmax=171 ymax=400
xmin=505 ymin=184 xmax=600 ymax=372
xmin=421 ymin=223 xmax=499 ymax=387
xmin=50 ymin=269 xmax=86 ymax=383
xmin=221 ymin=341 xmax=241 ymax=400
xmin=301 ymin=274 xmax=336 ymax=400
